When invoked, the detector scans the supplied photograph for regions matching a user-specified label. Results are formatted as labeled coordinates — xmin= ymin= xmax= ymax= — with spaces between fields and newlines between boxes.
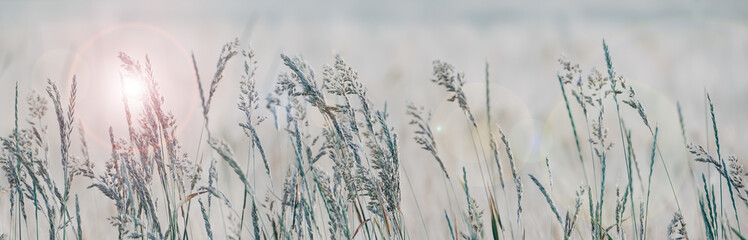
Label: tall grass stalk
xmin=602 ymin=40 xmax=642 ymax=238
xmin=707 ymin=93 xmax=741 ymax=233
xmin=557 ymin=75 xmax=590 ymax=187
xmin=643 ymin=126 xmax=658 ymax=238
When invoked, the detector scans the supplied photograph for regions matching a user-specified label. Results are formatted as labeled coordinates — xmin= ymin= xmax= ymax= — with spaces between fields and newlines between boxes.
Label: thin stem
xmin=557 ymin=75 xmax=590 ymax=186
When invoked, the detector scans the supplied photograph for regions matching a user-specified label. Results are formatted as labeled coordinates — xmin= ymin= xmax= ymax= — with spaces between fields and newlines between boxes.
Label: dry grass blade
xmin=564 ymin=186 xmax=585 ymax=239
xmin=238 ymin=46 xmax=271 ymax=178
xmin=208 ymin=137 xmax=255 ymax=199
xmin=528 ymin=174 xmax=562 ymax=226
xmin=431 ymin=60 xmax=477 ymax=127
xmin=498 ymin=126 xmax=522 ymax=227
xmin=461 ymin=167 xmax=484 ymax=240
xmin=407 ymin=103 xmax=449 ymax=179
xmin=489 ymin=132 xmax=505 ymax=189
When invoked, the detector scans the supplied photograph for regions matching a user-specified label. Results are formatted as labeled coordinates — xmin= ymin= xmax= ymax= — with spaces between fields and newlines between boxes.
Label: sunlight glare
xmin=122 ymin=76 xmax=145 ymax=100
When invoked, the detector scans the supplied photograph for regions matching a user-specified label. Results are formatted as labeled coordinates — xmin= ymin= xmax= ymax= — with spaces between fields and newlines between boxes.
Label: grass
xmin=1 ymin=38 xmax=747 ymax=240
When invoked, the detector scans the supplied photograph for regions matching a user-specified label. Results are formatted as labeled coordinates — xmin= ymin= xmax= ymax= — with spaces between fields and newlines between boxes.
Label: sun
xmin=122 ymin=76 xmax=145 ymax=99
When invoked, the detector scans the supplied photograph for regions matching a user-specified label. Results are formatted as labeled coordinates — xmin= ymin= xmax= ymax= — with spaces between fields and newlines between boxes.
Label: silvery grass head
xmin=667 ymin=211 xmax=688 ymax=240
xmin=237 ymin=46 xmax=271 ymax=178
xmin=406 ymin=103 xmax=449 ymax=179
xmin=431 ymin=60 xmax=477 ymax=128
xmin=688 ymin=143 xmax=748 ymax=205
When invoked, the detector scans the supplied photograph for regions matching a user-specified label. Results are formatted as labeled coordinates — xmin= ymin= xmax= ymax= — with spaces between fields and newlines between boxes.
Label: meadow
xmin=1 ymin=38 xmax=747 ymax=240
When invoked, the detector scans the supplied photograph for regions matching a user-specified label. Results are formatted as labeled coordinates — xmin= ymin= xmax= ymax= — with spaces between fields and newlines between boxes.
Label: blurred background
xmin=2 ymin=1 xmax=748 ymax=239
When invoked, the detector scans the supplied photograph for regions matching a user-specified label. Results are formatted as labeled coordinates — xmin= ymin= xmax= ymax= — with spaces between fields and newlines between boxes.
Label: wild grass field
xmin=1 ymin=37 xmax=747 ymax=240
xmin=2 ymin=2 xmax=748 ymax=240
